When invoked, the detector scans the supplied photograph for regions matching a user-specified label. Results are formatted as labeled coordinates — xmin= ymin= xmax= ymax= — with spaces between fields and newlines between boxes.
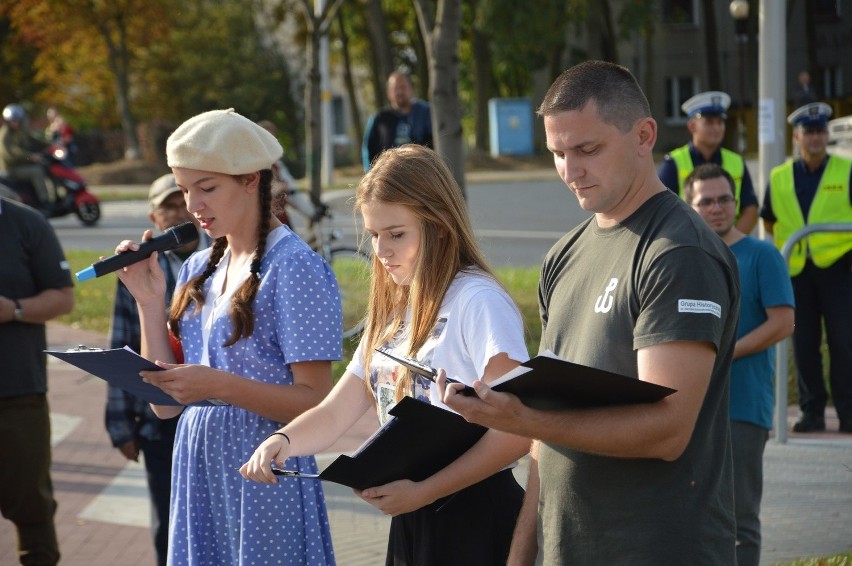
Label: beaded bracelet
xmin=266 ymin=431 xmax=291 ymax=445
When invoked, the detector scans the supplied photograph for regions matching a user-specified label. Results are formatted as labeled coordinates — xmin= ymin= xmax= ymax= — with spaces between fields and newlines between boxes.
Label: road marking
xmin=51 ymin=411 xmax=151 ymax=528
xmin=78 ymin=460 xmax=151 ymax=528
xmin=50 ymin=412 xmax=82 ymax=447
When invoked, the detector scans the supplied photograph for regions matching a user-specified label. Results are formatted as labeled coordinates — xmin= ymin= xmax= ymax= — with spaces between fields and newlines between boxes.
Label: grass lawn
xmin=62 ymin=249 xmax=543 ymax=379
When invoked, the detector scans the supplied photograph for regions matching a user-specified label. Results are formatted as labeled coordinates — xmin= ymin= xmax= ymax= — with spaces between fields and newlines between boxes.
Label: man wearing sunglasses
xmin=761 ymin=102 xmax=852 ymax=435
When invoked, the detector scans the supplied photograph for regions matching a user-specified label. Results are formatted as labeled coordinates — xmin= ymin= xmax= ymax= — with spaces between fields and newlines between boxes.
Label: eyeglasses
xmin=694 ymin=195 xmax=736 ymax=210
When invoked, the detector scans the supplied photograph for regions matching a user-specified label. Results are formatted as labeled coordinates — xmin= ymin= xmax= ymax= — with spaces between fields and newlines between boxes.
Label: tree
xmin=5 ymin=0 xmax=169 ymax=160
xmin=0 ymin=17 xmax=40 ymax=106
xmin=145 ymin=1 xmax=304 ymax=168
xmin=618 ymin=0 xmax=657 ymax=106
xmin=361 ymin=0 xmax=395 ymax=105
xmin=336 ymin=10 xmax=364 ymax=146
xmin=294 ymin=0 xmax=346 ymax=206
xmin=413 ymin=0 xmax=466 ymax=196
xmin=463 ymin=0 xmax=571 ymax=152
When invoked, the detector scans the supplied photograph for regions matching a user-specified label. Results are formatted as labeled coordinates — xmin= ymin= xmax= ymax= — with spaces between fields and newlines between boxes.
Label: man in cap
xmin=659 ymin=91 xmax=759 ymax=233
xmin=104 ymin=174 xmax=209 ymax=565
xmin=761 ymin=102 xmax=852 ymax=434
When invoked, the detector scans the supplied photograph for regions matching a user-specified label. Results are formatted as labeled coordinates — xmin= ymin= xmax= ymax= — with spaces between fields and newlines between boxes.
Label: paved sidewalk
xmin=0 ymin=322 xmax=849 ymax=565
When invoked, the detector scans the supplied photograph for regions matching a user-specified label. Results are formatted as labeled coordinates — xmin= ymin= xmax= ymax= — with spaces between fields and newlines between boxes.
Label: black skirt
xmin=385 ymin=468 xmax=525 ymax=566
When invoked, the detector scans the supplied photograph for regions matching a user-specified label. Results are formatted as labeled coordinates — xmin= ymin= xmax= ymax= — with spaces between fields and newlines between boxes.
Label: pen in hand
xmin=374 ymin=348 xmax=474 ymax=394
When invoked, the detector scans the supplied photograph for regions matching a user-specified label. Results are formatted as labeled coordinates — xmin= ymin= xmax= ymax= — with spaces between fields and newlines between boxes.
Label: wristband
xmin=12 ymin=299 xmax=23 ymax=322
xmin=266 ymin=431 xmax=290 ymax=445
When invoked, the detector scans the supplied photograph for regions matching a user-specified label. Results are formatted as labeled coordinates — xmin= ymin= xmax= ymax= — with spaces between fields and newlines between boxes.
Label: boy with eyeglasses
xmin=685 ymin=163 xmax=794 ymax=566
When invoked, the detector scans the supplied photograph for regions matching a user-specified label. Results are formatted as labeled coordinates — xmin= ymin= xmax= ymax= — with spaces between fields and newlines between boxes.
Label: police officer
xmin=761 ymin=102 xmax=852 ymax=434
xmin=659 ymin=91 xmax=759 ymax=233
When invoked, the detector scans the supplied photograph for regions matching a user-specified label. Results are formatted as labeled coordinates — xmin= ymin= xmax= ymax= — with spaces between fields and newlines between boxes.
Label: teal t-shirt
xmin=729 ymin=236 xmax=795 ymax=429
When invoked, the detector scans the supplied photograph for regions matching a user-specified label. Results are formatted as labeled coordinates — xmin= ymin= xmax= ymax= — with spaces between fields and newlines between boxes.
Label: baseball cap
xmin=148 ymin=173 xmax=182 ymax=211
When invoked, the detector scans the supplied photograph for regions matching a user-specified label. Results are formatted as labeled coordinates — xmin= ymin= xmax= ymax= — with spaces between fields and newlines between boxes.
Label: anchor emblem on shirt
xmin=594 ymin=278 xmax=618 ymax=314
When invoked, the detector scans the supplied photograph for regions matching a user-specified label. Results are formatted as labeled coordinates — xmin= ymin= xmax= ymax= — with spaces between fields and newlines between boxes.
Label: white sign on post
xmin=759 ymin=98 xmax=776 ymax=144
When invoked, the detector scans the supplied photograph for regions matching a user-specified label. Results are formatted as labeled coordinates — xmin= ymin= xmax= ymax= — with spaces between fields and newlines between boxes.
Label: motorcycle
xmin=0 ymin=144 xmax=101 ymax=226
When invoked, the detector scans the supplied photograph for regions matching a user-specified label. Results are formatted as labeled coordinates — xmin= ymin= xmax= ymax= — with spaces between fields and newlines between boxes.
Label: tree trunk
xmin=362 ymin=0 xmax=393 ymax=108
xmin=306 ymin=22 xmax=323 ymax=207
xmin=95 ymin=9 xmax=140 ymax=160
xmin=300 ymin=0 xmax=345 ymax=206
xmin=413 ymin=0 xmax=466 ymax=198
xmin=597 ymin=0 xmax=618 ymax=63
xmin=472 ymin=24 xmax=492 ymax=152
xmin=337 ymin=11 xmax=362 ymax=145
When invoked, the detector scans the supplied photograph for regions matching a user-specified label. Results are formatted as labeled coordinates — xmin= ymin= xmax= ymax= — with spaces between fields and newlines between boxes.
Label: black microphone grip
xmin=76 ymin=222 xmax=199 ymax=281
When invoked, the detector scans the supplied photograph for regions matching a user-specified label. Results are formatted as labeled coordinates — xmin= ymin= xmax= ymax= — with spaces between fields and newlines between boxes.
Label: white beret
xmin=166 ymin=108 xmax=283 ymax=175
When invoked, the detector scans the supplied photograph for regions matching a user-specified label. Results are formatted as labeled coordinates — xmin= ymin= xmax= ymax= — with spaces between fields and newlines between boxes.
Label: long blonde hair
xmin=356 ymin=145 xmax=496 ymax=401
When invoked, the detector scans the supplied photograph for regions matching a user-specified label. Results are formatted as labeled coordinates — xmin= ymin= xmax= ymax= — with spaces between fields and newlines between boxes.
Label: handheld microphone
xmin=76 ymin=222 xmax=199 ymax=282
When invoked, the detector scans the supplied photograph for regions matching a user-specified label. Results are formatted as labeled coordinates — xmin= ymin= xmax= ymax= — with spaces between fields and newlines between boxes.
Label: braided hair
xmin=168 ymin=169 xmax=273 ymax=347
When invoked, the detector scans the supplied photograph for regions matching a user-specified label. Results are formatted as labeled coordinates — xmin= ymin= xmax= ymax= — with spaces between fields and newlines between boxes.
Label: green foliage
xmin=775 ymin=555 xmax=852 ymax=566
xmin=139 ymin=0 xmax=303 ymax=163
xmin=479 ymin=0 xmax=571 ymax=96
xmin=617 ymin=0 xmax=656 ymax=41
xmin=4 ymin=0 xmax=172 ymax=130
xmin=0 ymin=16 xmax=40 ymax=105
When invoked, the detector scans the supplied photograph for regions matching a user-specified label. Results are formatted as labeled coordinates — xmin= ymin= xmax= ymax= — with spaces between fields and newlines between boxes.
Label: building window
xmin=814 ymin=0 xmax=840 ymax=22
xmin=331 ymin=95 xmax=346 ymax=136
xmin=820 ymin=66 xmax=843 ymax=98
xmin=662 ymin=0 xmax=698 ymax=26
xmin=665 ymin=76 xmax=698 ymax=122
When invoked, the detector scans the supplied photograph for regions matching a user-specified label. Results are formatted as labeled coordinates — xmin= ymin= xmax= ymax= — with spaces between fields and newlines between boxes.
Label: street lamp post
xmin=730 ymin=0 xmax=750 ymax=154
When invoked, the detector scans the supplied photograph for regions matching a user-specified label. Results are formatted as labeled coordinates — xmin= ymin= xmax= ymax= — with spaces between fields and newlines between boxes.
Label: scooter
xmin=0 ymin=144 xmax=101 ymax=226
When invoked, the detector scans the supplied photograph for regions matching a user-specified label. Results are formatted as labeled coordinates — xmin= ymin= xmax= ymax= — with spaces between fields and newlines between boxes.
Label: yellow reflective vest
xmin=670 ymin=145 xmax=746 ymax=216
xmin=768 ymin=156 xmax=852 ymax=276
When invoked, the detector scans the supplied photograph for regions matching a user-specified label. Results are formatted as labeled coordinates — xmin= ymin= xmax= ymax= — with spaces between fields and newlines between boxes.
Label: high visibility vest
xmin=769 ymin=156 xmax=852 ymax=276
xmin=670 ymin=145 xmax=745 ymax=215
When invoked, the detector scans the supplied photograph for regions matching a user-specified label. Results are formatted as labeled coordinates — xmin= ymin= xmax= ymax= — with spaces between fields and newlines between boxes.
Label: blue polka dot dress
xmin=168 ymin=227 xmax=342 ymax=565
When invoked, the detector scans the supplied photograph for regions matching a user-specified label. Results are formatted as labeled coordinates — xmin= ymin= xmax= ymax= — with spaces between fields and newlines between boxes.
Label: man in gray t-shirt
xmin=443 ymin=61 xmax=739 ymax=564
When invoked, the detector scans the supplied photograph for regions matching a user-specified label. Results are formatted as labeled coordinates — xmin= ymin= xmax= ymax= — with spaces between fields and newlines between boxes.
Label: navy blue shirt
xmin=760 ymin=156 xmax=852 ymax=222
xmin=659 ymin=143 xmax=758 ymax=209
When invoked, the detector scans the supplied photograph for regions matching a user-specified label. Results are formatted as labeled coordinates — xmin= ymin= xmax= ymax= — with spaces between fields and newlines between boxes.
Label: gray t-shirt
xmin=536 ymin=190 xmax=739 ymax=564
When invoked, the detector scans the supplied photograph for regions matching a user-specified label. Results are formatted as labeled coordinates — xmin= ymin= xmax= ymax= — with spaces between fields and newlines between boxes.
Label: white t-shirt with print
xmin=347 ymin=270 xmax=528 ymax=424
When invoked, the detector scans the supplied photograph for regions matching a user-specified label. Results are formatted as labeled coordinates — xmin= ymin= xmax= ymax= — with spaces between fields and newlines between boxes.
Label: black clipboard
xmin=375 ymin=349 xmax=676 ymax=410
xmin=273 ymin=396 xmax=487 ymax=490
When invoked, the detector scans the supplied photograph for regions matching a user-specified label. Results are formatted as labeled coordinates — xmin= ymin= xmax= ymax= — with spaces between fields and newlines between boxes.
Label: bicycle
xmin=275 ymin=186 xmax=371 ymax=340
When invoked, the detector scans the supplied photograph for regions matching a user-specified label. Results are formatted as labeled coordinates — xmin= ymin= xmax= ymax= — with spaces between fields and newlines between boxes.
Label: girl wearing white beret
xmin=115 ymin=109 xmax=341 ymax=565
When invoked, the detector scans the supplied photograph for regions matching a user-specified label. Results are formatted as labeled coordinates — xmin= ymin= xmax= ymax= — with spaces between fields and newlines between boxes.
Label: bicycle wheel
xmin=328 ymin=246 xmax=371 ymax=339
